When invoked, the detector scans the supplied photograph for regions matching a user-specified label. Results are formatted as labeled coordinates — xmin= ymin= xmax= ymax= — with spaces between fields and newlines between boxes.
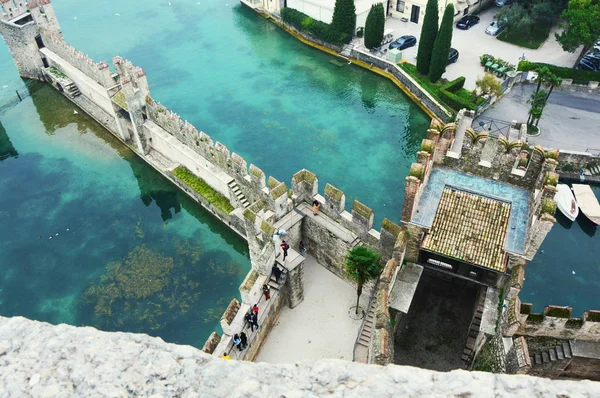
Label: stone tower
xmin=0 ymin=0 xmax=61 ymax=80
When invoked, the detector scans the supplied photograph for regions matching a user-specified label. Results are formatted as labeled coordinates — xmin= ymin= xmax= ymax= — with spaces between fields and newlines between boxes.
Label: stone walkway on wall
xmin=255 ymin=255 xmax=369 ymax=364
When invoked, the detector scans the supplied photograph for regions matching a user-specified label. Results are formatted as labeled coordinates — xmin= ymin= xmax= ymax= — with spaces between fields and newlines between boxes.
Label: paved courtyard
xmin=394 ymin=273 xmax=479 ymax=372
xmin=356 ymin=8 xmax=580 ymax=89
xmin=476 ymin=84 xmax=600 ymax=152
xmin=255 ymin=255 xmax=369 ymax=364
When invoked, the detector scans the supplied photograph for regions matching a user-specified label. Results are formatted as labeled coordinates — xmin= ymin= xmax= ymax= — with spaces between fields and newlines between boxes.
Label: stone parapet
xmin=2 ymin=316 xmax=599 ymax=396
xmin=517 ymin=303 xmax=600 ymax=340
xmin=201 ymin=332 xmax=221 ymax=355
xmin=284 ymin=258 xmax=305 ymax=309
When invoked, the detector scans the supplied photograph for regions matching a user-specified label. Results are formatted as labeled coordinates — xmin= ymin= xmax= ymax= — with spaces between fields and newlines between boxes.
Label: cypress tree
xmin=364 ymin=3 xmax=385 ymax=49
xmin=416 ymin=0 xmax=439 ymax=75
xmin=428 ymin=4 xmax=454 ymax=83
xmin=331 ymin=0 xmax=357 ymax=37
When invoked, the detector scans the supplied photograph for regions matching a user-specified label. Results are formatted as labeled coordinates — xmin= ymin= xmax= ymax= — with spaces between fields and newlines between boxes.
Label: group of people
xmin=222 ymin=236 xmax=315 ymax=361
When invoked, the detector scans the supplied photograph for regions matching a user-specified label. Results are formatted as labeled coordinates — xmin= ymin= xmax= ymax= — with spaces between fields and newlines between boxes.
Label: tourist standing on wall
xmin=272 ymin=263 xmax=282 ymax=283
xmin=262 ymin=284 xmax=271 ymax=300
xmin=233 ymin=334 xmax=243 ymax=351
xmin=240 ymin=332 xmax=248 ymax=349
xmin=252 ymin=304 xmax=259 ymax=315
xmin=313 ymin=200 xmax=320 ymax=216
xmin=245 ymin=310 xmax=256 ymax=332
xmin=251 ymin=311 xmax=259 ymax=330
xmin=281 ymin=240 xmax=289 ymax=261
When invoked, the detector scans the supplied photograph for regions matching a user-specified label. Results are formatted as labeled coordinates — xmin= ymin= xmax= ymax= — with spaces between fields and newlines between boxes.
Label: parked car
xmin=485 ymin=20 xmax=505 ymax=36
xmin=456 ymin=15 xmax=480 ymax=30
xmin=578 ymin=58 xmax=600 ymax=71
xmin=388 ymin=35 xmax=417 ymax=50
xmin=447 ymin=48 xmax=459 ymax=64
xmin=495 ymin=0 xmax=513 ymax=6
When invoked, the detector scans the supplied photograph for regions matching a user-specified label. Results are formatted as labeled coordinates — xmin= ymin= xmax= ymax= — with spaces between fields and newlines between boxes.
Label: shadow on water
xmin=0 ymin=120 xmax=18 ymax=160
xmin=576 ymin=214 xmax=597 ymax=238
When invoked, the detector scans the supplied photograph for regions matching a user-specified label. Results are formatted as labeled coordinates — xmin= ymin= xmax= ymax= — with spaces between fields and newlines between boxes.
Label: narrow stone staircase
xmin=354 ymin=297 xmax=375 ymax=363
xmin=228 ymin=180 xmax=250 ymax=208
xmin=462 ymin=288 xmax=487 ymax=365
xmin=64 ymin=82 xmax=81 ymax=98
xmin=340 ymin=44 xmax=353 ymax=59
xmin=587 ymin=165 xmax=600 ymax=176
xmin=530 ymin=342 xmax=572 ymax=367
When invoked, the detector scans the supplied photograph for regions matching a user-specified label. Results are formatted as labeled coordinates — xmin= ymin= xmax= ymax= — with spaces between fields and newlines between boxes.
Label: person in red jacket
xmin=280 ymin=240 xmax=289 ymax=261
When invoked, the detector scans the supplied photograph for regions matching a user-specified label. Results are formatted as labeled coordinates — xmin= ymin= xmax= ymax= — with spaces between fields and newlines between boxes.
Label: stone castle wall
xmin=1 ymin=316 xmax=598 ymax=396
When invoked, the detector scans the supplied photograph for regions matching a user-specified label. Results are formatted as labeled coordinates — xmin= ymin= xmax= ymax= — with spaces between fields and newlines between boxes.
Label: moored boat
xmin=555 ymin=184 xmax=579 ymax=221
xmin=571 ymin=184 xmax=600 ymax=225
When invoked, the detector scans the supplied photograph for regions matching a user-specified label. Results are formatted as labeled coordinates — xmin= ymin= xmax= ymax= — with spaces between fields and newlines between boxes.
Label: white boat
xmin=555 ymin=184 xmax=579 ymax=221
xmin=572 ymin=184 xmax=600 ymax=225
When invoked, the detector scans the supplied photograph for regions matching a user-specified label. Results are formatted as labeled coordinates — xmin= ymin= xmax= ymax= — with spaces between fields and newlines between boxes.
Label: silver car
xmin=485 ymin=21 xmax=505 ymax=36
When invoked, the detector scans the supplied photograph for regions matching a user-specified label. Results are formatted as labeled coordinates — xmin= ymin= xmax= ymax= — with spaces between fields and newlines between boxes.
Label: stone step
xmin=535 ymin=354 xmax=542 ymax=365
xmin=542 ymin=352 xmax=550 ymax=364
xmin=463 ymin=348 xmax=472 ymax=356
xmin=228 ymin=180 xmax=237 ymax=188
xmin=530 ymin=356 xmax=535 ymax=365
xmin=549 ymin=349 xmax=557 ymax=362
xmin=233 ymin=187 xmax=241 ymax=194
xmin=555 ymin=345 xmax=564 ymax=360
xmin=461 ymin=354 xmax=470 ymax=362
xmin=563 ymin=342 xmax=572 ymax=358
xmin=242 ymin=201 xmax=250 ymax=208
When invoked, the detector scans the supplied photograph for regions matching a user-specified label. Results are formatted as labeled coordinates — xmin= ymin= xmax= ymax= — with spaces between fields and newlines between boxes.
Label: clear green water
xmin=0 ymin=0 xmax=429 ymax=346
xmin=0 ymin=0 xmax=595 ymax=347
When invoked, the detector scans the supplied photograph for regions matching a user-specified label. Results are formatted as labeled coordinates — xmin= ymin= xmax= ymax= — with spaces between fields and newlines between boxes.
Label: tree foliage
xmin=344 ymin=246 xmax=380 ymax=314
xmin=364 ymin=3 xmax=385 ymax=49
xmin=331 ymin=0 xmax=357 ymax=37
xmin=428 ymin=4 xmax=454 ymax=83
xmin=556 ymin=0 xmax=600 ymax=52
xmin=496 ymin=0 xmax=567 ymax=38
xmin=475 ymin=73 xmax=503 ymax=97
xmin=416 ymin=0 xmax=439 ymax=75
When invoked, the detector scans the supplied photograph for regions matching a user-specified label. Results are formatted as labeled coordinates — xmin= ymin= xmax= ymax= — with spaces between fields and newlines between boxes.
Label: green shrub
xmin=544 ymin=149 xmax=559 ymax=160
xmin=439 ymin=77 xmax=479 ymax=111
xmin=566 ymin=318 xmax=584 ymax=328
xmin=420 ymin=139 xmax=435 ymax=154
xmin=518 ymin=61 xmax=600 ymax=84
xmin=331 ymin=0 xmax=356 ymax=37
xmin=281 ymin=8 xmax=350 ymax=46
xmin=409 ymin=163 xmax=424 ymax=180
xmin=541 ymin=198 xmax=557 ymax=216
xmin=364 ymin=3 xmax=385 ymax=49
xmin=544 ymin=172 xmax=559 ymax=187
xmin=416 ymin=0 xmax=439 ymax=75
xmin=528 ymin=313 xmax=544 ymax=322
xmin=172 ymin=166 xmax=234 ymax=214
xmin=428 ymin=4 xmax=454 ymax=82
xmin=586 ymin=311 xmax=600 ymax=322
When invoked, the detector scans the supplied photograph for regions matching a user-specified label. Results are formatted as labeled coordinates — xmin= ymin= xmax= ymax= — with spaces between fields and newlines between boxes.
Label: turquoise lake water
xmin=0 ymin=0 xmax=596 ymax=348
xmin=0 ymin=0 xmax=428 ymax=346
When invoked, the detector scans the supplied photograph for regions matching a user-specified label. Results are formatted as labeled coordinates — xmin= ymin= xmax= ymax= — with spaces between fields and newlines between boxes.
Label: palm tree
xmin=344 ymin=246 xmax=380 ymax=315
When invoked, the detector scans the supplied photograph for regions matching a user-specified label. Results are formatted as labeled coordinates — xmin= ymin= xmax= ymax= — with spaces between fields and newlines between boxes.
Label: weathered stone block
xmin=401 ymin=176 xmax=421 ymax=223
xmin=351 ymin=200 xmax=374 ymax=238
xmin=371 ymin=328 xmax=391 ymax=366
xmin=323 ymin=183 xmax=345 ymax=219
xmin=291 ymin=169 xmax=318 ymax=204
xmin=201 ymin=332 xmax=221 ymax=354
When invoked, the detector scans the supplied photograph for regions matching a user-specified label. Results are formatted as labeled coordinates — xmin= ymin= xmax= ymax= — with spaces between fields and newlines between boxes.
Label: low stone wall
xmin=350 ymin=49 xmax=452 ymax=122
xmin=556 ymin=149 xmax=599 ymax=173
xmin=2 ymin=316 xmax=599 ymax=396
xmin=516 ymin=304 xmax=600 ymax=340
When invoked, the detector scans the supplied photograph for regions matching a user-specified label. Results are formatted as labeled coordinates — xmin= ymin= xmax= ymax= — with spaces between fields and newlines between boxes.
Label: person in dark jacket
xmin=272 ymin=263 xmax=282 ymax=283
xmin=233 ymin=334 xmax=242 ymax=351
xmin=245 ymin=309 xmax=256 ymax=332
xmin=240 ymin=331 xmax=248 ymax=349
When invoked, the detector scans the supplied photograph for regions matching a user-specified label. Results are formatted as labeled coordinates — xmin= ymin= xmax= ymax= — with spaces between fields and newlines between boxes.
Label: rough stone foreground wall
xmin=1 ymin=316 xmax=598 ymax=397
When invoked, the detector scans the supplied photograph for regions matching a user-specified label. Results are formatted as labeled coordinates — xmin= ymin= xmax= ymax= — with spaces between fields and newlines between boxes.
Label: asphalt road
xmin=476 ymin=84 xmax=600 ymax=152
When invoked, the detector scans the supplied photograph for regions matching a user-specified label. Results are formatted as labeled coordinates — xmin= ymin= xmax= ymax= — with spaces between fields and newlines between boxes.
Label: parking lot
xmin=373 ymin=8 xmax=580 ymax=89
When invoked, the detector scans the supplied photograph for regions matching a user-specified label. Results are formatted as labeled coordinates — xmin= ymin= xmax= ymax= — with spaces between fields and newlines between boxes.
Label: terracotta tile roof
xmin=422 ymin=188 xmax=510 ymax=272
